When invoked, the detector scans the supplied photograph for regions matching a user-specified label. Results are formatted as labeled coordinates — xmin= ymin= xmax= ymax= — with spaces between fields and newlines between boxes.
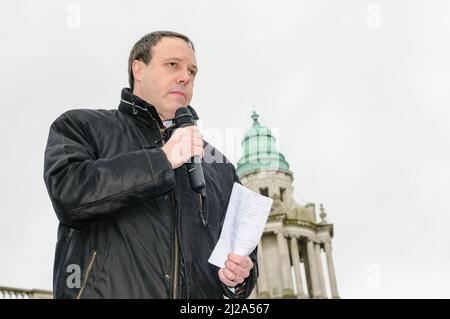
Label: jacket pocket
xmin=76 ymin=249 xmax=105 ymax=299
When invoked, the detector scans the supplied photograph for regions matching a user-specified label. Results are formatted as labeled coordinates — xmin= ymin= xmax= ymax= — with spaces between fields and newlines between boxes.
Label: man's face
xmin=132 ymin=37 xmax=197 ymax=120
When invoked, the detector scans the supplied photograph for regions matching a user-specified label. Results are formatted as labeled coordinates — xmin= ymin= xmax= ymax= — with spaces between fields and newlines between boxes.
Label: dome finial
xmin=251 ymin=111 xmax=259 ymax=124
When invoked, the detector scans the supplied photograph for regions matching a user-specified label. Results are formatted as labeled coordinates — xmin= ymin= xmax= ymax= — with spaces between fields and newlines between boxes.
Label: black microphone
xmin=174 ymin=107 xmax=206 ymax=197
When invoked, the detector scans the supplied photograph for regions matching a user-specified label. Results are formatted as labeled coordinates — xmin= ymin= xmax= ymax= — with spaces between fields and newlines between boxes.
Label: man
xmin=44 ymin=31 xmax=258 ymax=298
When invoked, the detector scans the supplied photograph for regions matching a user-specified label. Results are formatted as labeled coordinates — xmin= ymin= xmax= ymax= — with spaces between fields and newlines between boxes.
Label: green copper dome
xmin=236 ymin=111 xmax=291 ymax=178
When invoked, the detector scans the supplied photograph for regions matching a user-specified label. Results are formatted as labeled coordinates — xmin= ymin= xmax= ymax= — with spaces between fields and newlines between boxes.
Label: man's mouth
xmin=170 ymin=91 xmax=186 ymax=99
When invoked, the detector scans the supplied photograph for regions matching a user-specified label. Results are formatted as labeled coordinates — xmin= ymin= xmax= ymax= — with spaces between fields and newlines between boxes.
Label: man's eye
xmin=168 ymin=62 xmax=177 ymax=67
xmin=189 ymin=69 xmax=197 ymax=76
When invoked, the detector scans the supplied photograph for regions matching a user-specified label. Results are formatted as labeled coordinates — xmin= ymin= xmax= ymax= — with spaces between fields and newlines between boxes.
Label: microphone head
xmin=175 ymin=107 xmax=194 ymax=127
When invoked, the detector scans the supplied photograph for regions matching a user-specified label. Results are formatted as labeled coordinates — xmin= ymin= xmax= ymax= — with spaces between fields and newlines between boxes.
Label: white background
xmin=1 ymin=0 xmax=449 ymax=298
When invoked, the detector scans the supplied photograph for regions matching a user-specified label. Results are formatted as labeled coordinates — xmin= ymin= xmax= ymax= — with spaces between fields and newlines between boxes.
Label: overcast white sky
xmin=1 ymin=0 xmax=450 ymax=298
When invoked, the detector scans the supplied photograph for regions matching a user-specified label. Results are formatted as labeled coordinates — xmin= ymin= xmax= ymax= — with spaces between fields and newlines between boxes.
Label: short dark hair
xmin=128 ymin=31 xmax=195 ymax=91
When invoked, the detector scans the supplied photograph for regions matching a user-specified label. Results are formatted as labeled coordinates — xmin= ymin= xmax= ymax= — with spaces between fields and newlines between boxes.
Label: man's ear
xmin=132 ymin=60 xmax=145 ymax=83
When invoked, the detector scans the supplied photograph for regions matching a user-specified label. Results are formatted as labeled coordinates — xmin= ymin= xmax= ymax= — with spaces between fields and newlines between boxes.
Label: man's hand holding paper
xmin=209 ymin=182 xmax=273 ymax=287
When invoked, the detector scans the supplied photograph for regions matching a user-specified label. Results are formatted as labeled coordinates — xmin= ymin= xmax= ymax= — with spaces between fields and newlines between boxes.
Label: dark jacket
xmin=43 ymin=88 xmax=258 ymax=299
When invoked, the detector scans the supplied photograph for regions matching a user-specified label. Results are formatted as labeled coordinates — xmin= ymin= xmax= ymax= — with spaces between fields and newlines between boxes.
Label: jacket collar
xmin=118 ymin=88 xmax=199 ymax=128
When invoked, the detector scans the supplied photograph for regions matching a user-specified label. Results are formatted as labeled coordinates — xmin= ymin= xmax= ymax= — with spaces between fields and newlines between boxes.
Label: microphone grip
xmin=186 ymin=159 xmax=206 ymax=196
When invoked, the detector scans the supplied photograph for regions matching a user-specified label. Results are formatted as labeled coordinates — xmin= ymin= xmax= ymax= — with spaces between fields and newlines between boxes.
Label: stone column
xmin=289 ymin=237 xmax=306 ymax=298
xmin=314 ymin=243 xmax=326 ymax=298
xmin=256 ymin=238 xmax=269 ymax=298
xmin=276 ymin=231 xmax=294 ymax=297
xmin=324 ymin=240 xmax=339 ymax=298
xmin=306 ymin=239 xmax=320 ymax=298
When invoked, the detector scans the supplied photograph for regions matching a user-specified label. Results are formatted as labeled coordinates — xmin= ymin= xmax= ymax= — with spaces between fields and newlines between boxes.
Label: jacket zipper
xmin=76 ymin=250 xmax=97 ymax=299
xmin=198 ymin=193 xmax=207 ymax=227
xmin=131 ymin=103 xmax=181 ymax=298
xmin=171 ymin=193 xmax=180 ymax=299
xmin=152 ymin=116 xmax=180 ymax=299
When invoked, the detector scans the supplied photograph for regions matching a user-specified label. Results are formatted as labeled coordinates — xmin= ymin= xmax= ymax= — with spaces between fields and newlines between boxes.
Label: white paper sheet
xmin=208 ymin=182 xmax=273 ymax=268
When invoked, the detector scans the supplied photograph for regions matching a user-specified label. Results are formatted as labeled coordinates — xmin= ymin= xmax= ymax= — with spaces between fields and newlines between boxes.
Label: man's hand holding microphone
xmin=161 ymin=125 xmax=204 ymax=170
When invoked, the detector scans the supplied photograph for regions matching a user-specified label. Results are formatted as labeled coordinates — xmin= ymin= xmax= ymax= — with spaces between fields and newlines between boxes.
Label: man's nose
xmin=176 ymin=70 xmax=191 ymax=85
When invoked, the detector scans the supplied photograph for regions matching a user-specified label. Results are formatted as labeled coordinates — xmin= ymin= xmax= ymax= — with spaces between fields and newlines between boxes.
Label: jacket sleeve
xmin=43 ymin=111 xmax=176 ymax=228
xmin=221 ymin=168 xmax=259 ymax=299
